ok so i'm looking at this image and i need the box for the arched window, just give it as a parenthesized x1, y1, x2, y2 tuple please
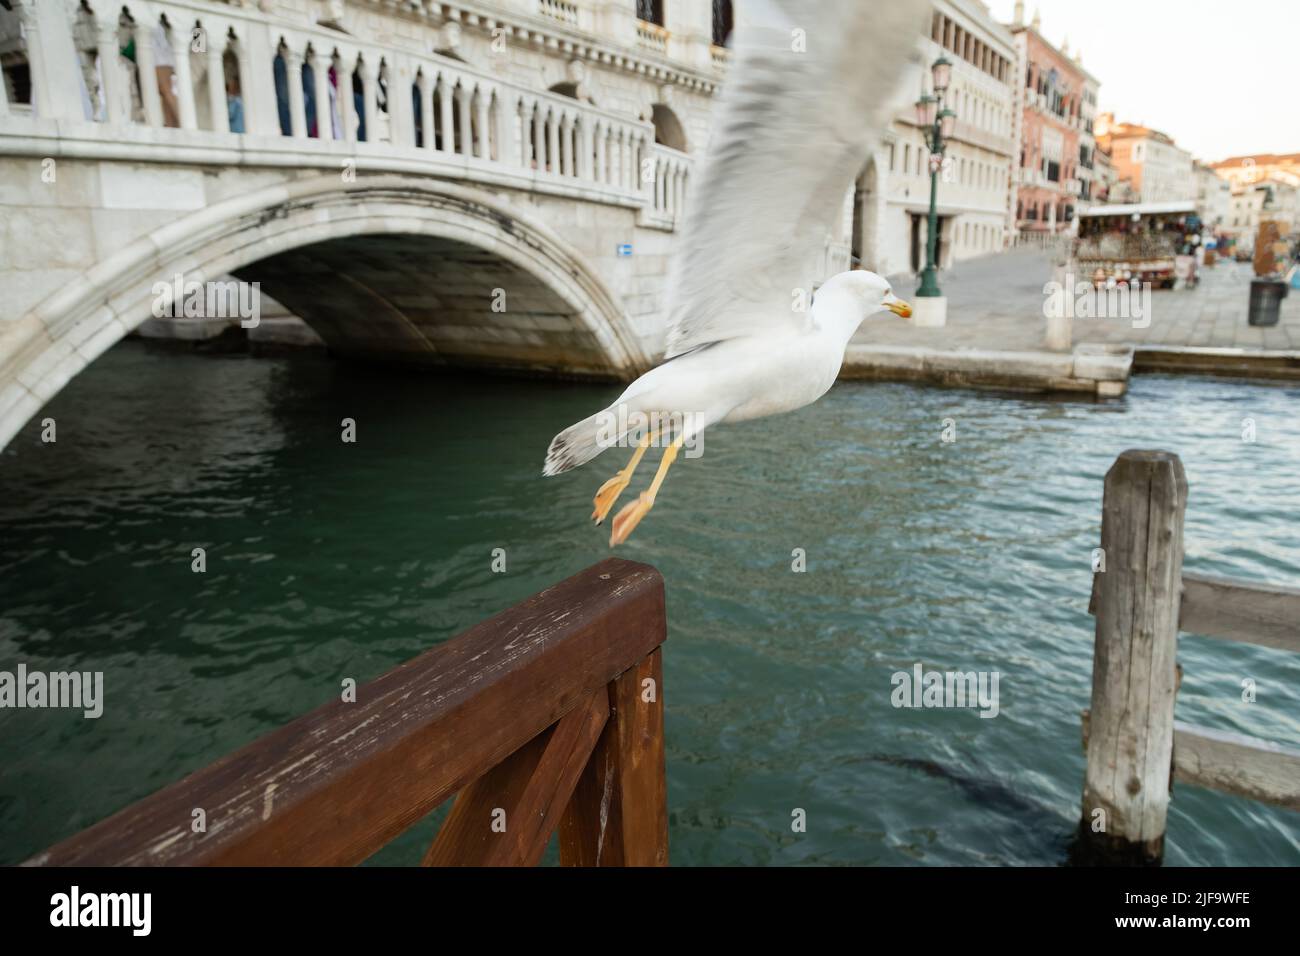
(711, 0, 733, 47)
(651, 102, 687, 152)
(636, 1, 664, 27)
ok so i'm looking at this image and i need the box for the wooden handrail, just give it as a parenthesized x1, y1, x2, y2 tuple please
(27, 558, 668, 867)
(1179, 572, 1300, 653)
(1083, 710, 1300, 812)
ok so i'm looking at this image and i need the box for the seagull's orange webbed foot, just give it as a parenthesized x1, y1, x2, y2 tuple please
(609, 492, 655, 546)
(592, 432, 655, 525)
(591, 473, 629, 524)
(607, 435, 682, 548)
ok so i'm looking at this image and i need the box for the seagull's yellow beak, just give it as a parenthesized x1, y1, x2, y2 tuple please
(886, 297, 912, 318)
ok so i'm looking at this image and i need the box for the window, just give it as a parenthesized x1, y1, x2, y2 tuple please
(1046, 160, 1060, 183)
(637, 0, 664, 26)
(711, 0, 733, 47)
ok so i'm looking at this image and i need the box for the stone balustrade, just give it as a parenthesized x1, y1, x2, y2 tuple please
(0, 0, 691, 228)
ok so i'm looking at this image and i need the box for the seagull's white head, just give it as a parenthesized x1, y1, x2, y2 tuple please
(822, 269, 913, 321)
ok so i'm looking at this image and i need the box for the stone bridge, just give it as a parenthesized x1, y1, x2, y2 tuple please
(0, 0, 716, 450)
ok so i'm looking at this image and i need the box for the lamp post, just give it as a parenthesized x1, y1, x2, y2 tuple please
(914, 56, 956, 300)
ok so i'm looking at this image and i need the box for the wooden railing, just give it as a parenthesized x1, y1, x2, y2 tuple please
(1077, 450, 1300, 865)
(27, 558, 668, 867)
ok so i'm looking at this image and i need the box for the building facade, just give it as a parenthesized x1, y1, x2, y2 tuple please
(1007, 4, 1095, 235)
(850, 0, 1017, 277)
(1095, 113, 1196, 204)
(1193, 160, 1231, 231)
(1211, 153, 1300, 190)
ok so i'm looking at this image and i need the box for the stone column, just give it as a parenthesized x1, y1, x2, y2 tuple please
(310, 49, 331, 139)
(133, 20, 164, 127)
(559, 112, 573, 175)
(169, 26, 198, 129)
(438, 76, 456, 153)
(285, 48, 307, 137)
(531, 99, 545, 168)
(388, 58, 413, 147)
(577, 116, 594, 181)
(96, 18, 129, 125)
(337, 55, 356, 142)
(19, 0, 86, 121)
(474, 85, 491, 160)
(358, 59, 377, 143)
(414, 71, 431, 149)
(205, 32, 228, 133)
(595, 124, 608, 184)
(544, 105, 559, 174)
(495, 90, 517, 166)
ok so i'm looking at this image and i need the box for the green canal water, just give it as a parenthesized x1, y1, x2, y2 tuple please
(1, 341, 1298, 866)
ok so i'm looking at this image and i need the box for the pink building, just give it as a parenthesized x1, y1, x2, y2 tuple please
(1007, 5, 1094, 234)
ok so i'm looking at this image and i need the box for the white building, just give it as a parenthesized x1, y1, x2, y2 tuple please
(850, 0, 1017, 278)
(1193, 161, 1231, 231)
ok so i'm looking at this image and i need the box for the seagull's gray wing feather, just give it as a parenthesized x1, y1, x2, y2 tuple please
(663, 0, 929, 358)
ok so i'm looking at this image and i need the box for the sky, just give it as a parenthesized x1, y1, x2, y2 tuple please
(982, 0, 1298, 162)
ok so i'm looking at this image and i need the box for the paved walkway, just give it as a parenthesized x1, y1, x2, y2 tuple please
(856, 248, 1300, 353)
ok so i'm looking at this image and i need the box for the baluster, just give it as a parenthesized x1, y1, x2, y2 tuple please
(624, 131, 635, 190)
(597, 123, 608, 184)
(359, 58, 378, 143)
(169, 24, 197, 129)
(655, 157, 665, 210)
(559, 112, 573, 176)
(285, 47, 306, 137)
(203, 29, 228, 133)
(473, 84, 490, 159)
(494, 90, 516, 166)
(15, 1, 52, 118)
(544, 106, 559, 174)
(337, 53, 356, 142)
(617, 130, 626, 187)
(639, 135, 652, 197)
(416, 71, 432, 149)
(133, 19, 164, 126)
(96, 16, 128, 125)
(455, 82, 471, 155)
(531, 100, 545, 170)
(578, 116, 593, 181)
(389, 58, 413, 147)
(232, 29, 262, 133)
(310, 47, 331, 139)
(437, 75, 454, 153)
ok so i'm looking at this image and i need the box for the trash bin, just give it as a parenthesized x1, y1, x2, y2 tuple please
(1248, 279, 1288, 327)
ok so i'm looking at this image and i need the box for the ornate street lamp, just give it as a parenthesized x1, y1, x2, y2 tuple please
(914, 56, 957, 300)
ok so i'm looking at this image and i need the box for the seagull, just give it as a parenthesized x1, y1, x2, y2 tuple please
(543, 0, 928, 546)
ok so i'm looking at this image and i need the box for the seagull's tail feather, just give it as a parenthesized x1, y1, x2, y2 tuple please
(543, 408, 613, 477)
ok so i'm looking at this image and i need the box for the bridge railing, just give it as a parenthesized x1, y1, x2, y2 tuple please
(27, 558, 669, 866)
(0, 0, 689, 227)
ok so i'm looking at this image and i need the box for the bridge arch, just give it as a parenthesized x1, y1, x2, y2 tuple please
(0, 173, 651, 450)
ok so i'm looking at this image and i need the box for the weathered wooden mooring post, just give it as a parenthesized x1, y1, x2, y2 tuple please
(1080, 449, 1187, 865)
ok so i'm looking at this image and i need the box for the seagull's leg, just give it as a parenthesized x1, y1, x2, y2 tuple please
(609, 434, 683, 547)
(592, 429, 657, 525)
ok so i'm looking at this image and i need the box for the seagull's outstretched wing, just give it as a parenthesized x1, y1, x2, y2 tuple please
(662, 0, 928, 359)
